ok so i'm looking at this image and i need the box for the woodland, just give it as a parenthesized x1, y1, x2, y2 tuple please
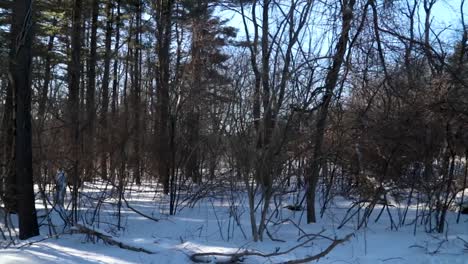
(0, 0, 467, 263)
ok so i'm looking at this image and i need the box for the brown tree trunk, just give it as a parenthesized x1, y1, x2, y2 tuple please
(239, 1, 261, 140)
(38, 31, 55, 123)
(306, 0, 356, 223)
(1, 1, 20, 214)
(69, 0, 83, 224)
(155, 0, 174, 194)
(2, 71, 16, 213)
(256, 0, 272, 242)
(85, 0, 99, 181)
(457, 148, 468, 223)
(99, 0, 113, 181)
(132, 1, 142, 185)
(10, 0, 40, 239)
(186, 11, 202, 184)
(110, 0, 121, 181)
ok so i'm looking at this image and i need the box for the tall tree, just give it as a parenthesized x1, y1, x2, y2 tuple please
(85, 0, 99, 179)
(10, 0, 40, 239)
(99, 0, 113, 181)
(306, 0, 356, 223)
(155, 0, 174, 194)
(183, 0, 206, 184)
(110, 0, 121, 181)
(180, 0, 235, 183)
(132, 0, 142, 185)
(69, 0, 83, 223)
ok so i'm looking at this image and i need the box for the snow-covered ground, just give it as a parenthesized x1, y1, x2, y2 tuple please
(1, 182, 467, 264)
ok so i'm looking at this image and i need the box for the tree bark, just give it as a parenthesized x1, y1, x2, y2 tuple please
(132, 0, 142, 185)
(307, 0, 356, 223)
(10, 0, 40, 239)
(155, 0, 174, 194)
(239, 1, 261, 139)
(37, 30, 55, 123)
(2, 68, 16, 213)
(69, 0, 83, 224)
(99, 0, 113, 181)
(1, 0, 19, 213)
(85, 0, 99, 180)
(110, 0, 121, 181)
(185, 5, 203, 184)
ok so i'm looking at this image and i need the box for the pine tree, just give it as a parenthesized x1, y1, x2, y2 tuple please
(10, 0, 40, 240)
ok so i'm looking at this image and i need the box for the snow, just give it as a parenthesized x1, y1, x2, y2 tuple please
(1, 182, 467, 264)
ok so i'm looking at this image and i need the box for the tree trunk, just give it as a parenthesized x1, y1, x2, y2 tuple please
(69, 0, 83, 224)
(307, 0, 356, 223)
(1, 1, 20, 214)
(132, 1, 142, 185)
(186, 12, 202, 184)
(100, 0, 113, 181)
(110, 0, 121, 181)
(155, 0, 174, 194)
(2, 70, 16, 213)
(10, 0, 40, 239)
(457, 148, 468, 223)
(85, 0, 99, 180)
(37, 31, 56, 123)
(255, 0, 272, 241)
(239, 1, 260, 141)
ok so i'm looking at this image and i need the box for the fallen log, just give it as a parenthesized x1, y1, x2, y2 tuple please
(73, 224, 154, 254)
(190, 233, 353, 264)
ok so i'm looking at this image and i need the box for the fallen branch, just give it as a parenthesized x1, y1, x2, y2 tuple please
(280, 234, 353, 264)
(122, 195, 160, 222)
(190, 233, 353, 263)
(457, 236, 468, 251)
(73, 224, 154, 254)
(266, 227, 286, 243)
(271, 218, 308, 239)
(15, 234, 62, 249)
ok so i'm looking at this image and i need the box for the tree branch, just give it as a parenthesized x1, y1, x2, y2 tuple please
(190, 233, 353, 263)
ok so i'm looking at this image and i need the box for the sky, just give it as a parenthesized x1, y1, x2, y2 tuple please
(219, 0, 467, 42)
(426, 0, 466, 39)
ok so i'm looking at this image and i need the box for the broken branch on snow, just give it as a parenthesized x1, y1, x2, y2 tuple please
(190, 233, 353, 263)
(73, 224, 155, 254)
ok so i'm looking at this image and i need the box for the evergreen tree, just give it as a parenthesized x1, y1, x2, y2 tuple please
(10, 0, 40, 240)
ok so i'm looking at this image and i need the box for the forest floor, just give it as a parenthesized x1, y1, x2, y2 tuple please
(1, 181, 467, 264)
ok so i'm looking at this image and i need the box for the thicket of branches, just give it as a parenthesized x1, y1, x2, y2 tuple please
(0, 0, 467, 243)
